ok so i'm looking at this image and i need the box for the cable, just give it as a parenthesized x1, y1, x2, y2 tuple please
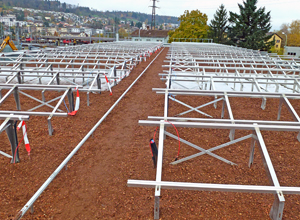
(165, 120, 181, 161)
(13, 125, 27, 164)
(153, 126, 158, 141)
(152, 121, 181, 161)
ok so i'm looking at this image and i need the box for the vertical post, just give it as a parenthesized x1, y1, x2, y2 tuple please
(67, 88, 74, 112)
(47, 118, 53, 136)
(97, 73, 101, 93)
(277, 97, 283, 120)
(13, 87, 21, 110)
(87, 93, 90, 107)
(221, 99, 226, 119)
(270, 195, 284, 220)
(123, 61, 127, 78)
(154, 196, 160, 219)
(20, 62, 24, 83)
(6, 120, 20, 163)
(82, 65, 85, 83)
(17, 72, 22, 84)
(56, 73, 60, 85)
(248, 132, 256, 167)
(114, 66, 117, 86)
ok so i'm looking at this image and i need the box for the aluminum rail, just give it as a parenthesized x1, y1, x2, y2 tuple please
(127, 180, 300, 194)
(0, 69, 123, 76)
(161, 78, 297, 85)
(0, 84, 101, 92)
(147, 116, 300, 126)
(153, 88, 300, 99)
(0, 61, 133, 68)
(0, 115, 29, 121)
(164, 60, 300, 69)
(15, 47, 165, 219)
(164, 57, 300, 63)
(0, 84, 83, 89)
(138, 120, 300, 132)
(0, 111, 67, 117)
(162, 65, 300, 73)
(158, 74, 300, 81)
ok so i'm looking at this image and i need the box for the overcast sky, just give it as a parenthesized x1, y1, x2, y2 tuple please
(62, 0, 299, 30)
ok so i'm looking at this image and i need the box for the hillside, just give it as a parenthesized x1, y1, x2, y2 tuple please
(0, 0, 179, 25)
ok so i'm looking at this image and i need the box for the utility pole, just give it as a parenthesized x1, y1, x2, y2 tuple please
(150, 0, 158, 30)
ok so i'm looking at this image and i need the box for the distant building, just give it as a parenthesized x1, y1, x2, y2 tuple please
(95, 29, 104, 34)
(266, 32, 282, 52)
(284, 46, 300, 57)
(131, 29, 169, 43)
(69, 27, 81, 34)
(83, 28, 93, 36)
(0, 15, 16, 27)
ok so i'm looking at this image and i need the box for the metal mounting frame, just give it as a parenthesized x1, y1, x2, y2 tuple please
(0, 42, 163, 106)
(128, 42, 300, 220)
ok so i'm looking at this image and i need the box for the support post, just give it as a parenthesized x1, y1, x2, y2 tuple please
(154, 196, 160, 219)
(248, 133, 256, 167)
(17, 72, 22, 84)
(67, 89, 74, 112)
(97, 74, 101, 93)
(56, 73, 60, 85)
(114, 66, 117, 86)
(20, 63, 24, 83)
(270, 195, 284, 220)
(13, 87, 21, 110)
(123, 61, 127, 78)
(5, 120, 20, 163)
(47, 119, 53, 136)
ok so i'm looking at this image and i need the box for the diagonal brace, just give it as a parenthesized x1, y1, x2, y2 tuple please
(169, 96, 212, 118)
(170, 132, 253, 165)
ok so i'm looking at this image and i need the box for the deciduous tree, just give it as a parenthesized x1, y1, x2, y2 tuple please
(168, 10, 209, 42)
(287, 20, 300, 46)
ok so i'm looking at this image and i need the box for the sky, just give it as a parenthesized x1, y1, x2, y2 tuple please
(62, 0, 300, 31)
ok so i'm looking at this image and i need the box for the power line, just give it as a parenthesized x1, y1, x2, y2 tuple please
(149, 0, 159, 30)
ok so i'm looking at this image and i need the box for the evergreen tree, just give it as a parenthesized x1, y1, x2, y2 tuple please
(228, 0, 273, 51)
(209, 4, 228, 44)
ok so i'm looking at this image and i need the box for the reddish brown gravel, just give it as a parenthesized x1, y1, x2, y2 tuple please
(1, 47, 300, 219)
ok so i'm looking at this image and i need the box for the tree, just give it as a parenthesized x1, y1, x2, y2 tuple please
(280, 23, 289, 34)
(43, 21, 49, 27)
(136, 21, 142, 28)
(168, 10, 209, 42)
(209, 4, 228, 44)
(16, 10, 25, 21)
(287, 20, 300, 46)
(118, 28, 128, 38)
(228, 0, 273, 51)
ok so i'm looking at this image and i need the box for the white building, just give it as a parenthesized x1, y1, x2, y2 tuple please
(284, 46, 300, 57)
(0, 15, 16, 27)
(95, 29, 104, 34)
(69, 27, 81, 33)
(83, 28, 93, 36)
(131, 30, 169, 43)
